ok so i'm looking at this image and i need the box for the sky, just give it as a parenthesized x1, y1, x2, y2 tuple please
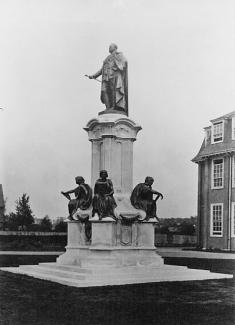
(1, 0, 235, 220)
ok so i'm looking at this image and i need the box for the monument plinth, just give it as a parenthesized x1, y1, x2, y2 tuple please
(84, 113, 141, 192)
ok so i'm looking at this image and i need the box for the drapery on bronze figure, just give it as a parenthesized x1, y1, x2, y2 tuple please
(130, 177, 163, 221)
(88, 43, 128, 115)
(92, 170, 117, 220)
(61, 176, 92, 220)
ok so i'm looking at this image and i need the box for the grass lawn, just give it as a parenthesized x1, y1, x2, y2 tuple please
(0, 271, 234, 325)
(0, 254, 60, 267)
(0, 255, 234, 325)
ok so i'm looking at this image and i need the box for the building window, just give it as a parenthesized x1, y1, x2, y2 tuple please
(231, 203, 235, 238)
(212, 158, 224, 189)
(212, 121, 223, 143)
(210, 204, 223, 237)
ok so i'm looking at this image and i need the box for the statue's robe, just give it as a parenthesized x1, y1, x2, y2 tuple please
(92, 179, 117, 219)
(130, 183, 157, 220)
(93, 52, 128, 114)
(68, 183, 92, 216)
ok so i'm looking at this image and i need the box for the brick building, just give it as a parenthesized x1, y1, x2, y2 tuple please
(192, 111, 235, 251)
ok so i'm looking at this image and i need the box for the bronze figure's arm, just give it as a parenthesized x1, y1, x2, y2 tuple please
(89, 68, 102, 79)
(106, 180, 114, 196)
(152, 189, 164, 201)
(61, 188, 77, 200)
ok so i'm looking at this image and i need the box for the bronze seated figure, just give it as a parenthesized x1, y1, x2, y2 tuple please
(61, 176, 92, 221)
(130, 176, 163, 221)
(92, 170, 117, 220)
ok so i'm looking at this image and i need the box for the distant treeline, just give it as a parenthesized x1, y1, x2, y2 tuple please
(0, 193, 67, 232)
(156, 216, 197, 235)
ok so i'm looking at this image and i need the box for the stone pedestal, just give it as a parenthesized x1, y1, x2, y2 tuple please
(92, 220, 116, 247)
(57, 221, 90, 266)
(84, 113, 144, 219)
(67, 221, 89, 247)
(84, 113, 141, 193)
(57, 219, 163, 268)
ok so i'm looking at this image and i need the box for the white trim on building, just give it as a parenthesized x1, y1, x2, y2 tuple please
(210, 203, 223, 237)
(232, 156, 235, 188)
(231, 202, 235, 238)
(211, 120, 224, 144)
(211, 158, 224, 189)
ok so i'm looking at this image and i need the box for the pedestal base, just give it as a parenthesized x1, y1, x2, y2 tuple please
(2, 259, 232, 288)
(1, 220, 233, 286)
(57, 219, 161, 267)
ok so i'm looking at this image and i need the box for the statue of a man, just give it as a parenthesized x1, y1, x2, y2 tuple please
(88, 43, 128, 115)
(92, 170, 117, 220)
(130, 177, 163, 221)
(61, 176, 92, 221)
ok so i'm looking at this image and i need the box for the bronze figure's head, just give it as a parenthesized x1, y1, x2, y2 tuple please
(145, 176, 154, 186)
(75, 176, 85, 184)
(100, 170, 108, 179)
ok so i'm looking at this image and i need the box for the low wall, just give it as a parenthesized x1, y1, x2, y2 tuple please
(0, 231, 66, 236)
(0, 231, 196, 249)
(0, 231, 67, 251)
(155, 234, 197, 246)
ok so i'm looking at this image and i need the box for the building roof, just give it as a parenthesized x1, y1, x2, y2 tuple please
(192, 141, 235, 162)
(192, 111, 235, 163)
(0, 184, 4, 208)
(210, 110, 235, 123)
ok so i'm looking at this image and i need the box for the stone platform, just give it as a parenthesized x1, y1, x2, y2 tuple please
(1, 262, 232, 287)
(0, 220, 233, 287)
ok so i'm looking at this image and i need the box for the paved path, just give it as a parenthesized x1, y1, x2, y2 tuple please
(0, 248, 235, 260)
(157, 247, 235, 260)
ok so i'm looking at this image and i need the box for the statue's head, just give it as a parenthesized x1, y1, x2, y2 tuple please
(100, 170, 108, 179)
(145, 176, 154, 186)
(75, 176, 85, 184)
(109, 43, 118, 54)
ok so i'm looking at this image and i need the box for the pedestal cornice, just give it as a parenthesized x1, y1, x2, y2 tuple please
(84, 113, 142, 141)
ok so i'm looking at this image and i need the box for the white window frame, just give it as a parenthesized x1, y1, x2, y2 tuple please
(211, 120, 224, 144)
(232, 156, 235, 188)
(210, 203, 223, 237)
(231, 202, 235, 238)
(211, 158, 224, 189)
(204, 128, 211, 146)
(232, 117, 235, 140)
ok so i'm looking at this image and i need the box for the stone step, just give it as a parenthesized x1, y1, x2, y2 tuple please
(83, 257, 119, 266)
(35, 263, 232, 282)
(1, 265, 232, 288)
(19, 265, 86, 280)
(1, 267, 89, 287)
(38, 263, 92, 274)
(35, 263, 233, 281)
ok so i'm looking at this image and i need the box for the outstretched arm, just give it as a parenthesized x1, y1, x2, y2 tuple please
(152, 189, 164, 200)
(61, 188, 76, 195)
(89, 68, 102, 79)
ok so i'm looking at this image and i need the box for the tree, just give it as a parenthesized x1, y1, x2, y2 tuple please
(4, 212, 18, 230)
(39, 215, 52, 232)
(14, 194, 34, 230)
(0, 198, 7, 230)
(54, 221, 67, 232)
